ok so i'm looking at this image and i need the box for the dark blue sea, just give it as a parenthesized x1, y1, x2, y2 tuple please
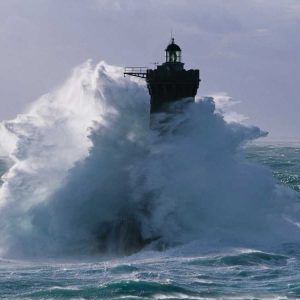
(1, 144, 300, 299)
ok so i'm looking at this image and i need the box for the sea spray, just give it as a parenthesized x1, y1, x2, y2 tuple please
(0, 61, 150, 256)
(139, 100, 299, 249)
(0, 61, 299, 257)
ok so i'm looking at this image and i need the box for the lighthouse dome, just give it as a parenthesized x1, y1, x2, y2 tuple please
(165, 38, 181, 52)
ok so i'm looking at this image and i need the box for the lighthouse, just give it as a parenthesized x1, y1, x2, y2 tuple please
(124, 38, 200, 112)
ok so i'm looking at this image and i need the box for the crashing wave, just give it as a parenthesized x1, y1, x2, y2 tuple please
(0, 61, 299, 257)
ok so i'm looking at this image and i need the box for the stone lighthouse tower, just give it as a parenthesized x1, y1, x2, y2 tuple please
(124, 38, 200, 113)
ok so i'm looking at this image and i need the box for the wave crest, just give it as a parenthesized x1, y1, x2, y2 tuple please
(0, 61, 298, 257)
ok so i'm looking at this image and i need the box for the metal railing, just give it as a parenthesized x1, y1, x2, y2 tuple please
(124, 67, 148, 79)
(124, 67, 148, 74)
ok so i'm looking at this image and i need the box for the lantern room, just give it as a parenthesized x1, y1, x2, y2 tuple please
(165, 38, 181, 63)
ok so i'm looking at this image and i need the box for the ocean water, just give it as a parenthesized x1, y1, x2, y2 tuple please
(246, 144, 300, 195)
(1, 61, 300, 299)
(0, 145, 300, 299)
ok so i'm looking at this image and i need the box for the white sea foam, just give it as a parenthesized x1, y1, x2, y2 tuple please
(0, 61, 299, 257)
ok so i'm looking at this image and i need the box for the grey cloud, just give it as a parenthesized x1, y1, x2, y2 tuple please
(0, 0, 299, 140)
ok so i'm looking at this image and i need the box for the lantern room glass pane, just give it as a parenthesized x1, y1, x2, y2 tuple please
(166, 50, 182, 63)
(170, 52, 176, 62)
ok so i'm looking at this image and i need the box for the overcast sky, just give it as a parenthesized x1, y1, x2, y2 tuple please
(0, 0, 299, 141)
